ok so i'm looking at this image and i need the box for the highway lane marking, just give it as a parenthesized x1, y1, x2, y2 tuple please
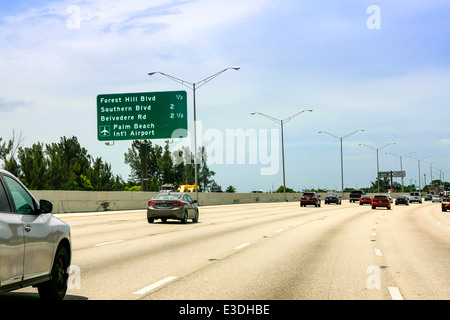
(95, 240, 124, 247)
(374, 248, 383, 256)
(88, 224, 109, 228)
(133, 276, 177, 295)
(388, 287, 404, 300)
(275, 228, 284, 233)
(234, 243, 250, 250)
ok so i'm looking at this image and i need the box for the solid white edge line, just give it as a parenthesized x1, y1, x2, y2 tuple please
(388, 287, 404, 300)
(133, 276, 177, 295)
(234, 243, 250, 250)
(95, 240, 124, 247)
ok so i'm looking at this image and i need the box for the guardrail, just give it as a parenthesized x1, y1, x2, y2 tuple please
(30, 190, 405, 214)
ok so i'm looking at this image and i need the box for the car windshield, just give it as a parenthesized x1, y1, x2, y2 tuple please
(374, 195, 387, 199)
(153, 193, 182, 200)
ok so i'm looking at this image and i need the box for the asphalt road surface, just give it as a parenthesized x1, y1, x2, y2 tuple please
(5, 200, 450, 300)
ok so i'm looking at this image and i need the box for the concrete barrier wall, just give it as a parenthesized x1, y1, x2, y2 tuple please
(30, 190, 405, 214)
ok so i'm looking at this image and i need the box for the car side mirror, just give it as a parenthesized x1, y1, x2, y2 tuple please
(193, 200, 198, 204)
(40, 199, 53, 214)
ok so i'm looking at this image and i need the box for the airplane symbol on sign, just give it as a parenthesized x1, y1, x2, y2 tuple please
(100, 126, 110, 136)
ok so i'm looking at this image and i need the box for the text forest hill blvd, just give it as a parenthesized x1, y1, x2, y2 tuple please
(97, 91, 188, 141)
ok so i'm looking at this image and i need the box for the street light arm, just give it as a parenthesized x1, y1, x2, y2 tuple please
(318, 131, 340, 140)
(148, 71, 193, 89)
(343, 129, 364, 140)
(195, 67, 240, 89)
(403, 151, 416, 157)
(379, 142, 396, 150)
(406, 154, 432, 161)
(148, 67, 240, 90)
(283, 109, 313, 123)
(250, 112, 281, 124)
(359, 141, 394, 151)
(385, 151, 399, 158)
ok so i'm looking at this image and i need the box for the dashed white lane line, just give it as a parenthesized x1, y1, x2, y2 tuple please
(95, 240, 124, 247)
(374, 248, 383, 256)
(133, 276, 177, 295)
(275, 228, 284, 233)
(388, 286, 404, 300)
(234, 243, 250, 250)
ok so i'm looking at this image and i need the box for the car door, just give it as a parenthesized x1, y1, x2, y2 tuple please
(0, 176, 25, 287)
(2, 174, 54, 282)
(183, 194, 195, 218)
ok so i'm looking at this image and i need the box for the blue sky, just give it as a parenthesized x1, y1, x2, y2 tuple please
(1, 0, 450, 192)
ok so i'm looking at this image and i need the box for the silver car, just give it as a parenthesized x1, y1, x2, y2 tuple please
(0, 169, 71, 300)
(432, 195, 442, 203)
(147, 192, 199, 224)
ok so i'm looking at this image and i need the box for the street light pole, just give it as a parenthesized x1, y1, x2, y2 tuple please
(251, 109, 313, 201)
(148, 67, 240, 202)
(318, 129, 364, 198)
(358, 142, 396, 192)
(407, 154, 432, 192)
(385, 151, 416, 193)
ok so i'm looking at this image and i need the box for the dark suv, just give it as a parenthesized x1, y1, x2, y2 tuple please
(300, 192, 321, 207)
(349, 190, 365, 203)
(0, 169, 71, 299)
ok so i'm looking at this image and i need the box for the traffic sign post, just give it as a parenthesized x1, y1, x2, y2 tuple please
(97, 91, 188, 141)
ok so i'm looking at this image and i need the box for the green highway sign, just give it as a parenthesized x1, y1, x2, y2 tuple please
(97, 91, 188, 141)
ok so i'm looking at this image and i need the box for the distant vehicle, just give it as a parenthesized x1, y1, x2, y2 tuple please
(0, 169, 71, 300)
(432, 195, 441, 203)
(387, 195, 393, 203)
(300, 192, 321, 207)
(409, 192, 422, 204)
(372, 195, 391, 210)
(395, 195, 409, 205)
(442, 198, 450, 212)
(210, 185, 223, 192)
(160, 184, 177, 192)
(324, 193, 341, 205)
(349, 190, 365, 203)
(178, 184, 199, 193)
(359, 195, 372, 205)
(425, 194, 432, 201)
(147, 192, 199, 224)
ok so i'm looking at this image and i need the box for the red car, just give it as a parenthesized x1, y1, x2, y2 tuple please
(372, 195, 391, 210)
(300, 192, 321, 207)
(359, 195, 372, 205)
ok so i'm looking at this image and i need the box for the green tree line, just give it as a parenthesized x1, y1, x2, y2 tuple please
(0, 134, 216, 191)
(123, 140, 216, 191)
